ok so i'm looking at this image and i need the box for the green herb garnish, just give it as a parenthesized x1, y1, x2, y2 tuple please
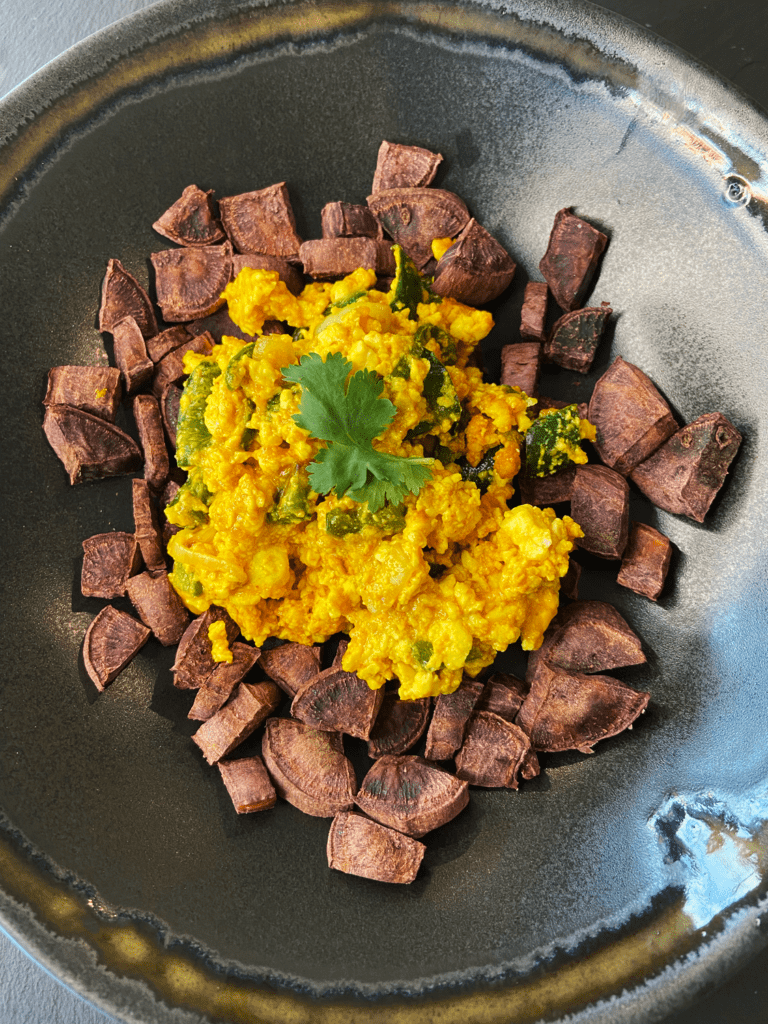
(282, 351, 433, 513)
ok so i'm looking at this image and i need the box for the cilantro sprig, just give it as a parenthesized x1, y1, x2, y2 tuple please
(282, 352, 433, 512)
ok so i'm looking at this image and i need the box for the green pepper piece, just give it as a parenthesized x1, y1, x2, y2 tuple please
(267, 466, 313, 525)
(414, 323, 458, 365)
(389, 244, 425, 320)
(175, 361, 221, 469)
(458, 445, 501, 493)
(525, 404, 589, 477)
(411, 639, 433, 668)
(166, 467, 213, 527)
(367, 502, 406, 534)
(170, 561, 203, 598)
(224, 342, 255, 390)
(325, 508, 363, 537)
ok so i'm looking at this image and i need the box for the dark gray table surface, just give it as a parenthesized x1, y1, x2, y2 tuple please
(1, 1, 767, 1022)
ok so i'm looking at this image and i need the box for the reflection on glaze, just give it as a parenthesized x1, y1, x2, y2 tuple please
(651, 791, 768, 929)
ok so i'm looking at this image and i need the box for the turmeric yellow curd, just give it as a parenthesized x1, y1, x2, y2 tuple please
(166, 260, 583, 699)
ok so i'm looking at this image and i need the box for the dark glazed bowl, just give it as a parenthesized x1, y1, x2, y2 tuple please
(1, 2, 767, 1022)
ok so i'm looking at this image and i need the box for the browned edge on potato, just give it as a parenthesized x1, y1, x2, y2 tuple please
(133, 393, 170, 492)
(99, 258, 158, 338)
(371, 140, 443, 192)
(321, 201, 381, 240)
(132, 478, 166, 573)
(520, 281, 548, 342)
(527, 600, 645, 679)
(112, 316, 154, 394)
(218, 183, 302, 259)
(501, 342, 541, 399)
(172, 607, 239, 689)
(124, 570, 190, 646)
(259, 641, 321, 698)
(291, 667, 385, 740)
(545, 302, 612, 373)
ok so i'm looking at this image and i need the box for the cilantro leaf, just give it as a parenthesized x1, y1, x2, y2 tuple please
(282, 351, 433, 512)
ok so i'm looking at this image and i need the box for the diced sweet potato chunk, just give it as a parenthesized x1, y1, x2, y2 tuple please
(371, 141, 443, 192)
(218, 183, 302, 258)
(151, 244, 232, 322)
(218, 756, 276, 813)
(193, 681, 280, 764)
(539, 207, 608, 311)
(520, 281, 548, 342)
(424, 677, 485, 761)
(455, 711, 531, 789)
(367, 187, 469, 270)
(299, 237, 383, 280)
(83, 606, 150, 691)
(545, 303, 612, 373)
(516, 660, 650, 754)
(172, 607, 239, 689)
(145, 325, 191, 364)
(132, 478, 165, 573)
(42, 405, 142, 485)
(617, 522, 673, 600)
(501, 342, 541, 398)
(124, 571, 190, 646)
(354, 754, 469, 838)
(321, 201, 381, 239)
(518, 463, 575, 506)
(188, 642, 261, 721)
(261, 718, 356, 817)
(44, 366, 122, 423)
(112, 316, 153, 394)
(571, 464, 629, 559)
(152, 332, 214, 398)
(475, 673, 528, 721)
(367, 693, 431, 758)
(527, 600, 645, 679)
(630, 413, 742, 522)
(81, 532, 140, 599)
(431, 218, 516, 305)
(328, 812, 426, 884)
(132, 394, 170, 492)
(152, 185, 225, 247)
(99, 258, 158, 338)
(291, 667, 384, 740)
(588, 357, 679, 474)
(259, 642, 321, 698)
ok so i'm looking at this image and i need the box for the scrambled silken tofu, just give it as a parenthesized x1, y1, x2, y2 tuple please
(166, 260, 584, 699)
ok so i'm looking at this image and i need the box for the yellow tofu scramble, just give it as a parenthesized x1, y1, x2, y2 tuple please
(165, 256, 584, 699)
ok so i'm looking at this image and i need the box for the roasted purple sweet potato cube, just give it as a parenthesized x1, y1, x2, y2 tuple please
(328, 811, 426, 884)
(218, 183, 302, 258)
(145, 325, 191, 364)
(424, 677, 485, 761)
(588, 357, 679, 474)
(526, 600, 645, 680)
(367, 187, 470, 270)
(354, 755, 469, 838)
(431, 218, 516, 305)
(455, 711, 531, 789)
(151, 244, 232, 322)
(44, 366, 122, 423)
(475, 673, 528, 721)
(131, 479, 166, 573)
(520, 281, 548, 342)
(299, 237, 381, 280)
(262, 718, 357, 817)
(193, 681, 281, 764)
(172, 607, 240, 690)
(291, 667, 384, 741)
(617, 522, 673, 600)
(371, 140, 443, 192)
(132, 394, 170, 492)
(367, 693, 431, 758)
(218, 756, 276, 814)
(321, 201, 381, 239)
(83, 606, 150, 691)
(518, 463, 575, 507)
(152, 332, 214, 399)
(516, 660, 649, 754)
(571, 464, 629, 559)
(160, 381, 182, 449)
(259, 642, 321, 698)
(99, 258, 158, 339)
(152, 185, 225, 247)
(43, 405, 142, 485)
(501, 342, 541, 399)
(81, 531, 141, 599)
(630, 413, 742, 522)
(545, 303, 612, 373)
(560, 556, 581, 600)
(539, 207, 608, 312)
(124, 571, 190, 646)
(112, 316, 153, 394)
(188, 642, 261, 720)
